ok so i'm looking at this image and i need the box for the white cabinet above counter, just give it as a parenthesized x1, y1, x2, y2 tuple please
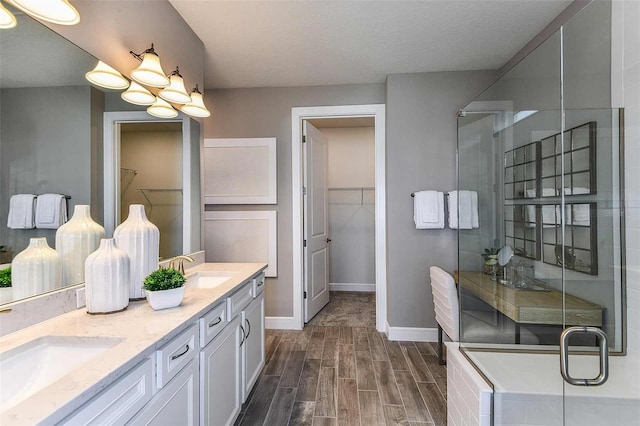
(0, 262, 267, 425)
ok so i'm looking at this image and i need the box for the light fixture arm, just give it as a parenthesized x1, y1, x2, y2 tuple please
(130, 43, 157, 62)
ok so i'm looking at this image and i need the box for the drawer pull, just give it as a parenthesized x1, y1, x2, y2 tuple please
(239, 325, 245, 347)
(257, 280, 264, 287)
(245, 318, 251, 338)
(208, 317, 222, 328)
(170, 344, 190, 361)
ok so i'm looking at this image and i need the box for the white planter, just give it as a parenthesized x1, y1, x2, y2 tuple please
(85, 238, 130, 314)
(0, 287, 13, 304)
(146, 286, 185, 311)
(11, 237, 62, 300)
(56, 205, 105, 286)
(114, 204, 160, 300)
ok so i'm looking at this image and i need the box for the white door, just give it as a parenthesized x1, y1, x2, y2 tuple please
(241, 293, 265, 402)
(303, 121, 330, 322)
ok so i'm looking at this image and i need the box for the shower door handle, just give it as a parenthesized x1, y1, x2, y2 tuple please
(560, 326, 608, 386)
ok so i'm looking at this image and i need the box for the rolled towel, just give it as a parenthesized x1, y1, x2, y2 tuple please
(7, 194, 36, 229)
(35, 194, 67, 229)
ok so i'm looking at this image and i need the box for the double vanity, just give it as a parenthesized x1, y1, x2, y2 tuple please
(0, 262, 267, 425)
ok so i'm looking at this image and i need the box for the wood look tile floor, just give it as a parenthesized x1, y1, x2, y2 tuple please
(236, 326, 447, 426)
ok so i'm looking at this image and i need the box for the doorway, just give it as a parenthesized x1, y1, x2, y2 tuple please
(119, 122, 183, 259)
(291, 104, 386, 332)
(304, 118, 376, 326)
(103, 111, 201, 259)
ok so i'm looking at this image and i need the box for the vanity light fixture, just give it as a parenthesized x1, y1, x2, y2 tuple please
(180, 85, 211, 118)
(0, 2, 17, 28)
(121, 81, 156, 106)
(85, 61, 129, 90)
(7, 0, 79, 25)
(147, 97, 178, 119)
(130, 44, 170, 88)
(158, 67, 191, 104)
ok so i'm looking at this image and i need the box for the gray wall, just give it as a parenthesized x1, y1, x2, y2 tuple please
(203, 84, 385, 317)
(385, 71, 496, 328)
(0, 86, 103, 260)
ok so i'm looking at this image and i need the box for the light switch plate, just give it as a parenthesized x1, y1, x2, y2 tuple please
(76, 288, 86, 309)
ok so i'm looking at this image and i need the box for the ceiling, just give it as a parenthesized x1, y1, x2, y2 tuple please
(169, 0, 572, 90)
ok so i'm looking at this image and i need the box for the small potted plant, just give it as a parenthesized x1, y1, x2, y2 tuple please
(481, 247, 500, 278)
(0, 266, 12, 304)
(143, 267, 186, 310)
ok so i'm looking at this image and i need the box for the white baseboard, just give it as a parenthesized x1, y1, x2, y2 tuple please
(385, 322, 438, 342)
(329, 283, 376, 292)
(265, 316, 301, 330)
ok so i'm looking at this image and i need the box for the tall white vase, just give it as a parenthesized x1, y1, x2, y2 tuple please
(85, 238, 130, 314)
(11, 237, 62, 299)
(114, 204, 160, 300)
(56, 205, 105, 286)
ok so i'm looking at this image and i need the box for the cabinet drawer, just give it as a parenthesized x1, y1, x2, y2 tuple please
(59, 358, 153, 426)
(227, 281, 253, 320)
(252, 272, 266, 298)
(157, 324, 199, 388)
(200, 301, 227, 347)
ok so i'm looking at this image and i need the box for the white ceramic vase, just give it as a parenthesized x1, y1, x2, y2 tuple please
(11, 237, 62, 299)
(114, 204, 160, 300)
(56, 205, 105, 286)
(146, 286, 185, 310)
(84, 238, 130, 314)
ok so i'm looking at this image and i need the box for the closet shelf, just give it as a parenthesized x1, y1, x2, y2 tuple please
(137, 189, 183, 208)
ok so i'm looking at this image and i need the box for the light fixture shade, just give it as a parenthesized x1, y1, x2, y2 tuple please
(180, 87, 211, 118)
(7, 0, 80, 25)
(0, 3, 17, 29)
(131, 50, 169, 88)
(147, 97, 178, 119)
(85, 61, 129, 90)
(121, 82, 156, 106)
(158, 69, 191, 104)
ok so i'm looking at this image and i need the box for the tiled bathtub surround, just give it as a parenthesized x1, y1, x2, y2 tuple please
(446, 343, 492, 426)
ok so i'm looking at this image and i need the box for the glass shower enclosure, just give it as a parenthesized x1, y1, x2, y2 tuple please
(456, 2, 638, 424)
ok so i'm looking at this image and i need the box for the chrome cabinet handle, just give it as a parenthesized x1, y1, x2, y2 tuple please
(208, 317, 222, 328)
(245, 318, 251, 338)
(560, 326, 608, 386)
(171, 344, 190, 361)
(239, 325, 245, 347)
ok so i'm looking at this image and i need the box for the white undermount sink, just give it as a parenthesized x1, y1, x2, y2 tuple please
(185, 271, 238, 289)
(0, 336, 121, 411)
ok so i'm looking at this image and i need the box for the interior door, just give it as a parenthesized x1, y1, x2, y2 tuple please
(303, 121, 330, 322)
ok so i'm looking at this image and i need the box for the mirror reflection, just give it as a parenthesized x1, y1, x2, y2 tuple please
(0, 11, 193, 306)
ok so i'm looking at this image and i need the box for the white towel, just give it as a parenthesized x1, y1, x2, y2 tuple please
(7, 194, 36, 229)
(35, 194, 67, 229)
(448, 190, 479, 229)
(414, 191, 444, 229)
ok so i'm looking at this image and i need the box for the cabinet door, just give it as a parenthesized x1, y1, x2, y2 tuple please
(201, 316, 242, 426)
(127, 359, 199, 426)
(242, 292, 265, 402)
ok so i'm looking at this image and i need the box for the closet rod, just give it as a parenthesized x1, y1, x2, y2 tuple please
(328, 187, 375, 191)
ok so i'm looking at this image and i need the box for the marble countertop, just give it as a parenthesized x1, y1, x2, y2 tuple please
(0, 262, 267, 425)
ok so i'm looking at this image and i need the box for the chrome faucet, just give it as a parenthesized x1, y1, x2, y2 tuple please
(169, 255, 195, 275)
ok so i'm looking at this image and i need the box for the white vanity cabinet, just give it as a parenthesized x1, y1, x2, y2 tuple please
(241, 291, 265, 402)
(127, 359, 199, 426)
(58, 359, 154, 426)
(200, 273, 266, 425)
(200, 316, 242, 426)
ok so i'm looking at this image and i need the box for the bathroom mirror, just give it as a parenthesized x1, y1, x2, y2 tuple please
(0, 10, 200, 307)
